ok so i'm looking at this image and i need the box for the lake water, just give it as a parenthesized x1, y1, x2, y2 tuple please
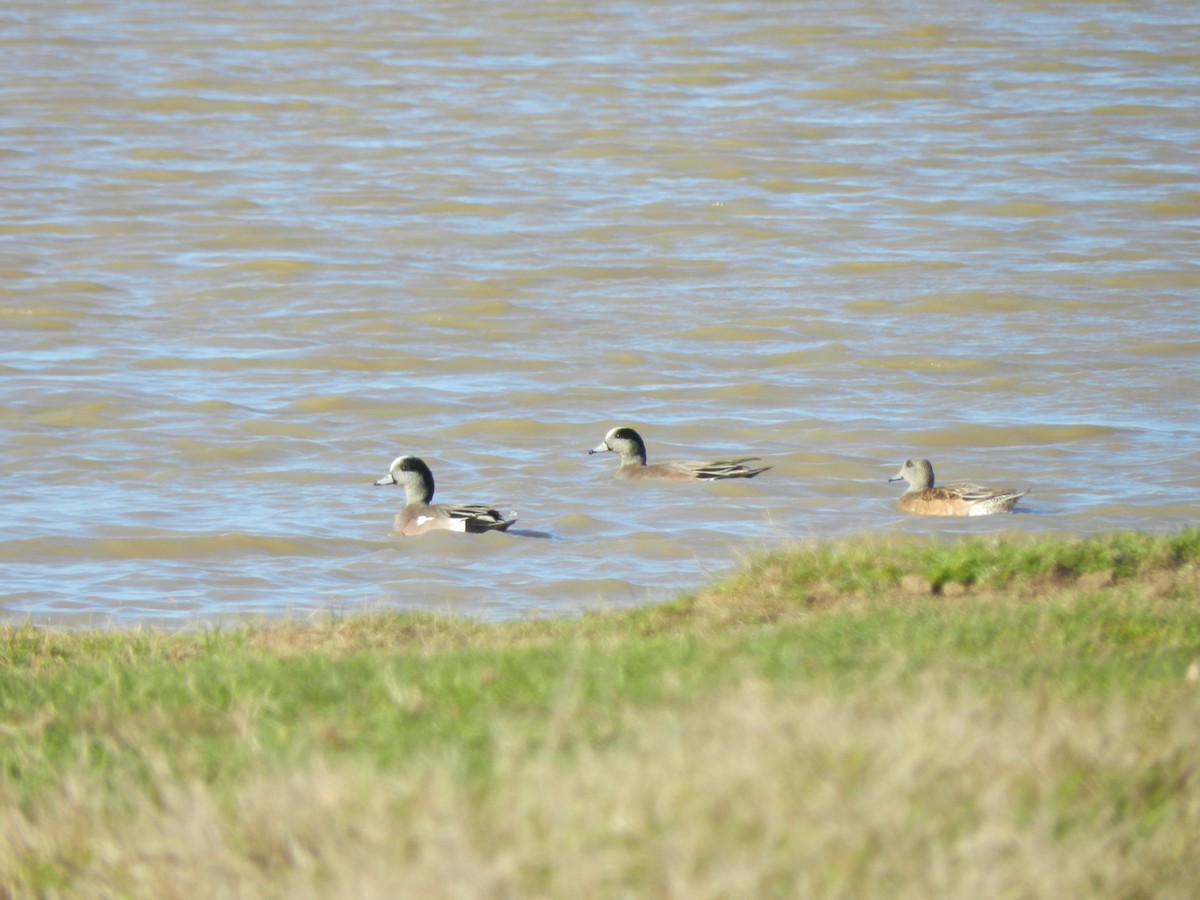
(2, 0, 1198, 626)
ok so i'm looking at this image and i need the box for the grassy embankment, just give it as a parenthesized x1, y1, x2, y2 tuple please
(2, 530, 1199, 898)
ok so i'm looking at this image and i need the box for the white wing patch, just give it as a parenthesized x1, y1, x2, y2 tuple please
(416, 515, 434, 526)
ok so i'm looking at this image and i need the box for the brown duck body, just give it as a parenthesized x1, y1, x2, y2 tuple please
(613, 457, 771, 481)
(391, 501, 517, 536)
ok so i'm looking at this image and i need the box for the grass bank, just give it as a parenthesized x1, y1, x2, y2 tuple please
(2, 530, 1199, 898)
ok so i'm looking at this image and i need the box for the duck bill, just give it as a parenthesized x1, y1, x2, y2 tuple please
(373, 475, 396, 486)
(589, 442, 610, 455)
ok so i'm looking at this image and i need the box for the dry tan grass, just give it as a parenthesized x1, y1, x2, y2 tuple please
(3, 673, 1196, 899)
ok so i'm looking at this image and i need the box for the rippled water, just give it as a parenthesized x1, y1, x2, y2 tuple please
(2, 1, 1198, 626)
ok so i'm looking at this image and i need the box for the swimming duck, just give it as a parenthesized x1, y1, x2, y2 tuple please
(889, 457, 1027, 516)
(589, 426, 771, 481)
(374, 455, 517, 535)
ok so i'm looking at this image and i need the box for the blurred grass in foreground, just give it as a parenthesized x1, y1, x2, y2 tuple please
(2, 530, 1198, 898)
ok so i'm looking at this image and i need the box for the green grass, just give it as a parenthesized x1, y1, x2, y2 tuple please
(713, 527, 1200, 596)
(2, 529, 1199, 897)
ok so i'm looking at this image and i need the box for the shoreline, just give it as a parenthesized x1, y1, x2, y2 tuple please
(3, 527, 1198, 897)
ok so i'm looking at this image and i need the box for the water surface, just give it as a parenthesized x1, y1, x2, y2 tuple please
(2, 1, 1198, 625)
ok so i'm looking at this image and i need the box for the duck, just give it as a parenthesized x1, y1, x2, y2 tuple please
(373, 455, 517, 535)
(889, 457, 1027, 516)
(589, 426, 771, 481)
